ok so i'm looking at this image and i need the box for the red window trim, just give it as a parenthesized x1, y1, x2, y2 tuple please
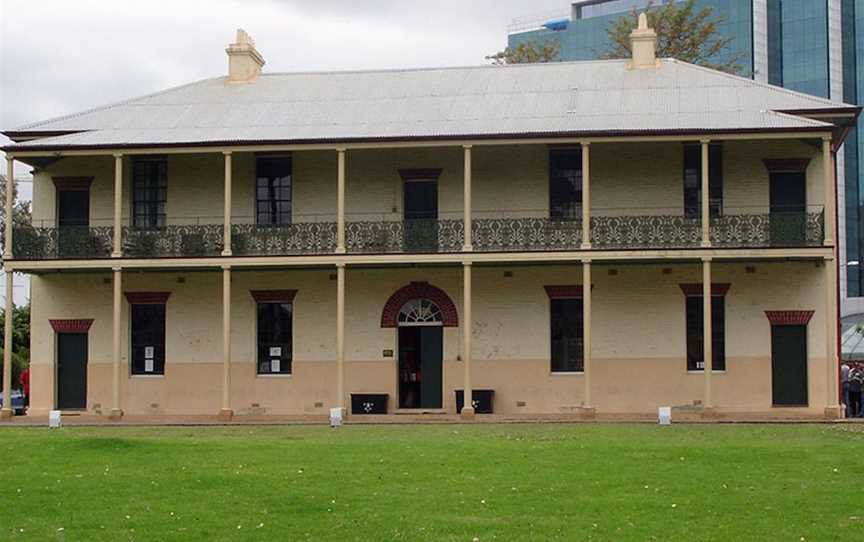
(398, 168, 442, 180)
(124, 292, 171, 304)
(762, 158, 811, 173)
(765, 310, 815, 326)
(678, 283, 731, 297)
(544, 285, 584, 299)
(49, 319, 94, 333)
(250, 290, 298, 303)
(52, 176, 94, 191)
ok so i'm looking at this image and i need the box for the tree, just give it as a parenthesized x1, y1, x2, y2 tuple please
(0, 174, 32, 265)
(486, 39, 560, 65)
(0, 301, 30, 391)
(601, 0, 745, 75)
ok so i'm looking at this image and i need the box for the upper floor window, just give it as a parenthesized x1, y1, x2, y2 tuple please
(256, 156, 292, 225)
(683, 144, 723, 219)
(132, 159, 167, 228)
(550, 297, 584, 373)
(130, 302, 167, 375)
(549, 148, 582, 220)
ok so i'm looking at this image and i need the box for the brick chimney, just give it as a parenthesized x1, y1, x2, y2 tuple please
(628, 13, 659, 70)
(226, 29, 265, 83)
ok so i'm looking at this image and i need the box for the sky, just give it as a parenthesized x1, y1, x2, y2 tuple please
(0, 0, 569, 302)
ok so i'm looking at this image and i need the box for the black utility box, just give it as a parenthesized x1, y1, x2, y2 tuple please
(351, 393, 388, 415)
(455, 389, 494, 414)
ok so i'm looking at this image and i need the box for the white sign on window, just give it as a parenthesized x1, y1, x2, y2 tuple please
(269, 347, 282, 357)
(145, 358, 154, 373)
(271, 359, 281, 373)
(145, 346, 155, 360)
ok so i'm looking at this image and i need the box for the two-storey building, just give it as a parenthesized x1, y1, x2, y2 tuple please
(1, 22, 857, 421)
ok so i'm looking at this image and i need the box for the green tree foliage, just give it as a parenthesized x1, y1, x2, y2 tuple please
(0, 174, 33, 266)
(0, 302, 30, 391)
(486, 39, 561, 65)
(602, 0, 745, 74)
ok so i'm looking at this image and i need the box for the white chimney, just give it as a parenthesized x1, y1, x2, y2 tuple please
(628, 13, 659, 70)
(226, 29, 265, 83)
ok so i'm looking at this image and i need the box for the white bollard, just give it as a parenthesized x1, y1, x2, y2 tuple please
(48, 410, 62, 428)
(658, 406, 672, 425)
(329, 407, 343, 428)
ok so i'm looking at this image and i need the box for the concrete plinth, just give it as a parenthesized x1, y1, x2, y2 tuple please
(0, 408, 13, 420)
(701, 406, 721, 419)
(108, 408, 124, 421)
(460, 406, 475, 420)
(824, 405, 843, 420)
(218, 408, 234, 422)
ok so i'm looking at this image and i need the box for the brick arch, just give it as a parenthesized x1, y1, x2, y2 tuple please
(381, 282, 459, 328)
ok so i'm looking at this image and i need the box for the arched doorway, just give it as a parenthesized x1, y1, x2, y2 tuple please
(381, 282, 458, 409)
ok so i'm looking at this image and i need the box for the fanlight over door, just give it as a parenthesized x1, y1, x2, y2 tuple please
(397, 298, 444, 326)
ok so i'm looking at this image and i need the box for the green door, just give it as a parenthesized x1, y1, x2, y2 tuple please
(771, 325, 808, 406)
(419, 327, 443, 408)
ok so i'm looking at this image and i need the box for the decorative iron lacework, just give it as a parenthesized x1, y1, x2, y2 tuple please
(12, 226, 113, 260)
(232, 222, 336, 256)
(473, 218, 581, 252)
(710, 211, 824, 248)
(397, 298, 443, 324)
(122, 225, 224, 258)
(590, 215, 701, 249)
(346, 219, 463, 253)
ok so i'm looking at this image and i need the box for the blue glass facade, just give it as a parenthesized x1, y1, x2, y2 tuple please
(776, 0, 830, 97)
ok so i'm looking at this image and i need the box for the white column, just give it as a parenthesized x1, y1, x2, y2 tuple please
(702, 258, 713, 412)
(336, 264, 345, 411)
(3, 155, 13, 260)
(461, 262, 474, 419)
(1, 271, 13, 419)
(463, 145, 473, 252)
(825, 256, 840, 416)
(336, 149, 346, 254)
(112, 154, 123, 258)
(582, 260, 592, 408)
(581, 143, 591, 249)
(823, 137, 835, 246)
(221, 152, 233, 257)
(700, 140, 711, 248)
(219, 266, 233, 420)
(110, 267, 123, 419)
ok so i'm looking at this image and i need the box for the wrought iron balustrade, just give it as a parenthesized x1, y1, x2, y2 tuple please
(231, 222, 337, 256)
(122, 224, 224, 258)
(590, 215, 702, 249)
(711, 210, 824, 248)
(473, 217, 582, 252)
(12, 225, 114, 260)
(346, 219, 463, 253)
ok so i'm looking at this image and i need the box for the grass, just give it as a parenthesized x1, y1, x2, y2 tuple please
(1, 423, 863, 541)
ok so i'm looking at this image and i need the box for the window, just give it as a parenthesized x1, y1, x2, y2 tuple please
(549, 148, 582, 220)
(256, 156, 292, 225)
(131, 304, 166, 375)
(683, 144, 723, 219)
(550, 298, 583, 372)
(132, 159, 167, 228)
(685, 296, 726, 372)
(257, 302, 293, 374)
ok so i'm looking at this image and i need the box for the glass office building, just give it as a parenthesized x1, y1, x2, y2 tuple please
(509, 0, 864, 314)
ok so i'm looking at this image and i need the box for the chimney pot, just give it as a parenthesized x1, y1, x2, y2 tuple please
(628, 12, 659, 70)
(226, 28, 265, 83)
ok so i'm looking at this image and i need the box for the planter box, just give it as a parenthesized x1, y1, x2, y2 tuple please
(351, 393, 388, 415)
(455, 389, 494, 414)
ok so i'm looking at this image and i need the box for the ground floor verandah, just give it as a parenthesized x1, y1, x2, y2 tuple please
(17, 259, 842, 420)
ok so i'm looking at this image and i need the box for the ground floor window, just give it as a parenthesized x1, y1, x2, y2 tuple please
(257, 302, 292, 375)
(550, 298, 584, 373)
(685, 295, 726, 371)
(130, 304, 166, 375)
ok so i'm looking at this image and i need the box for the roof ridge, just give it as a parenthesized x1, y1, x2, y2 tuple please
(10, 76, 224, 132)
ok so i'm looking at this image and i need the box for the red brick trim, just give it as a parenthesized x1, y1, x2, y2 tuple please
(679, 283, 731, 297)
(544, 285, 583, 299)
(52, 176, 94, 191)
(250, 290, 297, 303)
(398, 168, 442, 180)
(762, 158, 811, 173)
(765, 310, 815, 326)
(124, 292, 171, 304)
(381, 281, 458, 327)
(49, 319, 94, 333)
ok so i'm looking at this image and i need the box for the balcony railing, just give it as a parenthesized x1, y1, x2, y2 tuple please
(10, 207, 827, 261)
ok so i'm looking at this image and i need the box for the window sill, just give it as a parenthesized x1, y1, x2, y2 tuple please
(687, 370, 727, 375)
(550, 371, 585, 376)
(130, 374, 165, 379)
(256, 373, 293, 379)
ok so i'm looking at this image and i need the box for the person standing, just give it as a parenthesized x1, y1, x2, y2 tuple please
(850, 366, 863, 418)
(842, 362, 852, 417)
(18, 367, 29, 409)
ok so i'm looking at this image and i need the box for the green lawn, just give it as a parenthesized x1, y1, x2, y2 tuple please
(1, 424, 862, 541)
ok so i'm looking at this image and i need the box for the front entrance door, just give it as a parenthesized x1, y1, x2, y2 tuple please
(398, 326, 443, 409)
(769, 171, 806, 245)
(57, 188, 90, 258)
(403, 176, 438, 252)
(57, 333, 88, 410)
(770, 325, 808, 406)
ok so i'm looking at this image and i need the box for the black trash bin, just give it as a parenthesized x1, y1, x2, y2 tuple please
(351, 393, 388, 415)
(455, 389, 494, 414)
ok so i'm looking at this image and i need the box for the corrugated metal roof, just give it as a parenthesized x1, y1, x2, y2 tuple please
(5, 58, 846, 150)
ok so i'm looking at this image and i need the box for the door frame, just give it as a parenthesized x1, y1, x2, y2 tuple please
(765, 310, 814, 408)
(52, 319, 94, 411)
(395, 321, 444, 410)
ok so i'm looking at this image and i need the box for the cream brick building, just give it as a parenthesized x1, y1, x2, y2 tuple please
(1, 25, 859, 421)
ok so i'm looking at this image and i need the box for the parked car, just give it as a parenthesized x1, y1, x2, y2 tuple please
(0, 390, 25, 415)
